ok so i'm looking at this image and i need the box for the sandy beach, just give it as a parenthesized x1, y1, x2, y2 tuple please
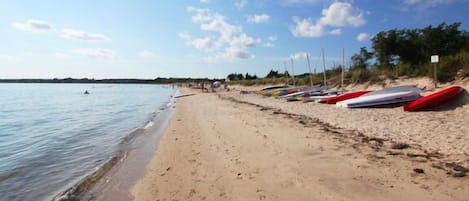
(132, 80, 468, 201)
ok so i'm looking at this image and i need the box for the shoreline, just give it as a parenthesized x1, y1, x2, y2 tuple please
(52, 92, 176, 201)
(131, 86, 468, 201)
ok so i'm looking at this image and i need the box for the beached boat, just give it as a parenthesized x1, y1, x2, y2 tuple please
(336, 86, 421, 108)
(257, 85, 288, 95)
(259, 86, 291, 96)
(303, 94, 339, 103)
(302, 89, 340, 102)
(285, 92, 324, 101)
(275, 86, 312, 97)
(260, 85, 288, 91)
(279, 87, 322, 99)
(325, 90, 372, 104)
(403, 85, 464, 111)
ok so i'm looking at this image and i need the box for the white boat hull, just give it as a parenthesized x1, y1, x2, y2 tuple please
(336, 86, 421, 108)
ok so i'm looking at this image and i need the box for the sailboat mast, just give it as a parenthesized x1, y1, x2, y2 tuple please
(341, 48, 345, 89)
(322, 48, 327, 88)
(284, 61, 289, 85)
(290, 58, 296, 87)
(306, 53, 313, 87)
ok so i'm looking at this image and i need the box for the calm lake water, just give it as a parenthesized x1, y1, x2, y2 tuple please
(0, 83, 175, 201)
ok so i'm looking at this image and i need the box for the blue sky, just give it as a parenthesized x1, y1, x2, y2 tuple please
(0, 0, 468, 79)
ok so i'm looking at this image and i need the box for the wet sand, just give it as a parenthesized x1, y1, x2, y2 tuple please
(132, 86, 468, 201)
(54, 104, 175, 201)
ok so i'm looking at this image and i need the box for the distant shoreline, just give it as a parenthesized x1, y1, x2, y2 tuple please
(0, 78, 221, 84)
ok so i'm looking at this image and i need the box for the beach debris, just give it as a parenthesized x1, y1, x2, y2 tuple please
(444, 162, 468, 177)
(450, 172, 466, 177)
(446, 162, 469, 173)
(174, 93, 195, 98)
(406, 153, 428, 158)
(431, 163, 445, 170)
(391, 143, 411, 150)
(386, 150, 403, 156)
(413, 168, 425, 174)
(362, 136, 385, 144)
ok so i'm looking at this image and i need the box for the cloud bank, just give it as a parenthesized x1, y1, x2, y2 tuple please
(291, 2, 366, 38)
(72, 48, 117, 59)
(180, 6, 260, 62)
(61, 29, 111, 41)
(247, 14, 270, 24)
(12, 19, 53, 33)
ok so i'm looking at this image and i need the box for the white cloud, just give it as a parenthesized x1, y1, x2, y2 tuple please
(281, 0, 326, 6)
(183, 6, 259, 62)
(329, 29, 341, 35)
(234, 0, 247, 9)
(200, 0, 210, 3)
(0, 54, 17, 61)
(262, 42, 275, 48)
(178, 32, 192, 40)
(247, 14, 270, 24)
(291, 17, 325, 37)
(319, 2, 365, 27)
(290, 52, 309, 60)
(268, 35, 278, 41)
(72, 48, 117, 59)
(61, 29, 111, 41)
(52, 53, 70, 59)
(356, 32, 370, 41)
(206, 46, 254, 62)
(291, 2, 365, 38)
(229, 34, 259, 47)
(139, 50, 156, 59)
(402, 0, 461, 9)
(404, 0, 421, 4)
(12, 19, 53, 33)
(403, 0, 458, 5)
(191, 37, 219, 50)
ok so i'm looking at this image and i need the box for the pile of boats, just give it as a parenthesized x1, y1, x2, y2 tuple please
(256, 85, 465, 111)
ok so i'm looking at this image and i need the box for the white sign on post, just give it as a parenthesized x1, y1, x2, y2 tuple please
(431, 55, 439, 63)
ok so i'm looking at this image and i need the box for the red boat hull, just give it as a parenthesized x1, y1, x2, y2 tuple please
(403, 86, 464, 111)
(325, 90, 372, 104)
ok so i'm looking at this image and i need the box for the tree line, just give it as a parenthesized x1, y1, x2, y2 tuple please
(227, 22, 468, 85)
(351, 22, 468, 73)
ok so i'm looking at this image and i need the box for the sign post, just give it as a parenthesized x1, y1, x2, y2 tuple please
(431, 55, 439, 88)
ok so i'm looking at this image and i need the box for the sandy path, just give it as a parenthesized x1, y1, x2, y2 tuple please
(132, 89, 468, 201)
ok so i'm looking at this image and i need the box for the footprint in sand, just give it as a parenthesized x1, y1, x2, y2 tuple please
(256, 189, 267, 200)
(188, 189, 197, 198)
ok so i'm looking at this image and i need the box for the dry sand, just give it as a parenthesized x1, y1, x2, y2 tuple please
(132, 84, 468, 201)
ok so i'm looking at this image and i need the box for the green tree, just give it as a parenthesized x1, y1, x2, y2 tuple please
(350, 47, 374, 70)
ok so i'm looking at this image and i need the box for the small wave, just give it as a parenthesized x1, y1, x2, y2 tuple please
(144, 121, 154, 129)
(49, 87, 177, 201)
(52, 155, 122, 201)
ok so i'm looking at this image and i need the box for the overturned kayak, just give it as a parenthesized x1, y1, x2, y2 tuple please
(336, 86, 421, 108)
(302, 89, 340, 102)
(325, 90, 372, 104)
(259, 86, 292, 96)
(303, 94, 339, 103)
(403, 85, 464, 111)
(279, 87, 323, 99)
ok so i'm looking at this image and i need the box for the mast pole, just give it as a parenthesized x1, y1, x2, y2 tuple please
(306, 53, 313, 87)
(290, 58, 296, 87)
(284, 61, 289, 85)
(341, 48, 345, 89)
(322, 48, 327, 88)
